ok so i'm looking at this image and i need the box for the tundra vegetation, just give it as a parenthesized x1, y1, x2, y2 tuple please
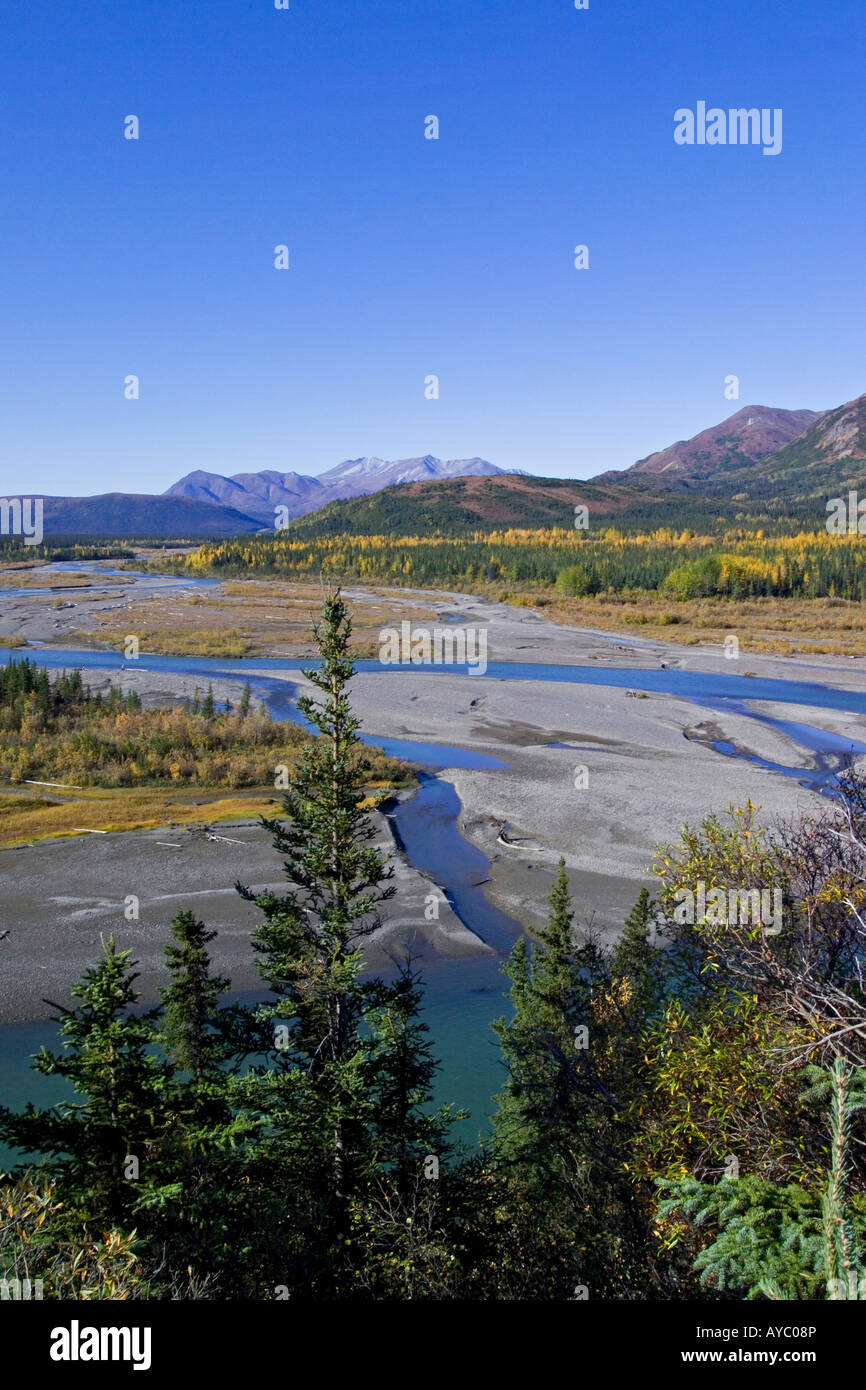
(1, 593, 865, 1300)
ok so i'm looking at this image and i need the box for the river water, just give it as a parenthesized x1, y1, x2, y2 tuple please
(2, 568, 866, 1148)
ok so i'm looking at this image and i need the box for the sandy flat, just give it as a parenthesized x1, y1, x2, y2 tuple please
(0, 815, 491, 1024)
(257, 588, 865, 939)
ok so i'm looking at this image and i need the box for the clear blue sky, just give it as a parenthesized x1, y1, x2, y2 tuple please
(2, 0, 864, 495)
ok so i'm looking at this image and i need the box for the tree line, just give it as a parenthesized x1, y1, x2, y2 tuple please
(174, 530, 866, 602)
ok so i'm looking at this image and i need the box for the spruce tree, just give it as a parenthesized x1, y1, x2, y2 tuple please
(0, 938, 171, 1226)
(236, 588, 399, 1283)
(148, 912, 258, 1294)
(491, 863, 661, 1296)
(535, 857, 578, 1020)
(492, 860, 591, 1189)
(610, 887, 663, 1025)
(490, 935, 540, 1168)
(364, 963, 456, 1193)
(160, 910, 229, 1080)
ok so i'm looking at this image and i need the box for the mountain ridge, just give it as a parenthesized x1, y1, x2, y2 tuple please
(694, 393, 866, 501)
(164, 455, 511, 523)
(33, 493, 263, 537)
(23, 389, 866, 538)
(592, 405, 822, 489)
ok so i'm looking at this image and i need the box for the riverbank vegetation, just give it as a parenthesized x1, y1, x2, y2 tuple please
(535, 592, 866, 658)
(0, 541, 135, 564)
(0, 572, 132, 589)
(90, 624, 257, 659)
(86, 581, 442, 660)
(0, 657, 411, 847)
(0, 658, 297, 787)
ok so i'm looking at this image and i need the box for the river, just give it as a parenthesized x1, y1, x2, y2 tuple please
(2, 568, 866, 1148)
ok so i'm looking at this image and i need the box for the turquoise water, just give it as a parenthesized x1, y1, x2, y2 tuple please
(0, 962, 508, 1161)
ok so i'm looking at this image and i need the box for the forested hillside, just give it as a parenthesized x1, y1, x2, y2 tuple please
(283, 471, 825, 539)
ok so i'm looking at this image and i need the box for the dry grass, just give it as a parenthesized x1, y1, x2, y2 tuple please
(0, 731, 413, 848)
(0, 787, 285, 849)
(89, 580, 442, 659)
(0, 572, 129, 589)
(498, 590, 866, 658)
(97, 624, 255, 658)
(0, 773, 409, 849)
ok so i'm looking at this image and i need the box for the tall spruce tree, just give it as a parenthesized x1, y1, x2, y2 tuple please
(236, 588, 409, 1287)
(147, 911, 259, 1295)
(491, 863, 668, 1296)
(610, 888, 663, 1027)
(364, 963, 456, 1192)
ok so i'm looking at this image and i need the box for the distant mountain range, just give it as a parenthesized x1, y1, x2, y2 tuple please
(24, 393, 866, 536)
(164, 456, 512, 524)
(289, 392, 866, 539)
(28, 457, 511, 536)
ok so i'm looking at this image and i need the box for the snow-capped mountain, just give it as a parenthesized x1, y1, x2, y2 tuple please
(165, 456, 510, 522)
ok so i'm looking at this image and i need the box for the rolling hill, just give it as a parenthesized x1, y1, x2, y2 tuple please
(282, 473, 634, 537)
(37, 493, 262, 537)
(280, 471, 769, 538)
(694, 392, 866, 505)
(592, 405, 821, 489)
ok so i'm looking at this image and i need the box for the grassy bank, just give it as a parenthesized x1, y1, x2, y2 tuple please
(0, 658, 413, 847)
